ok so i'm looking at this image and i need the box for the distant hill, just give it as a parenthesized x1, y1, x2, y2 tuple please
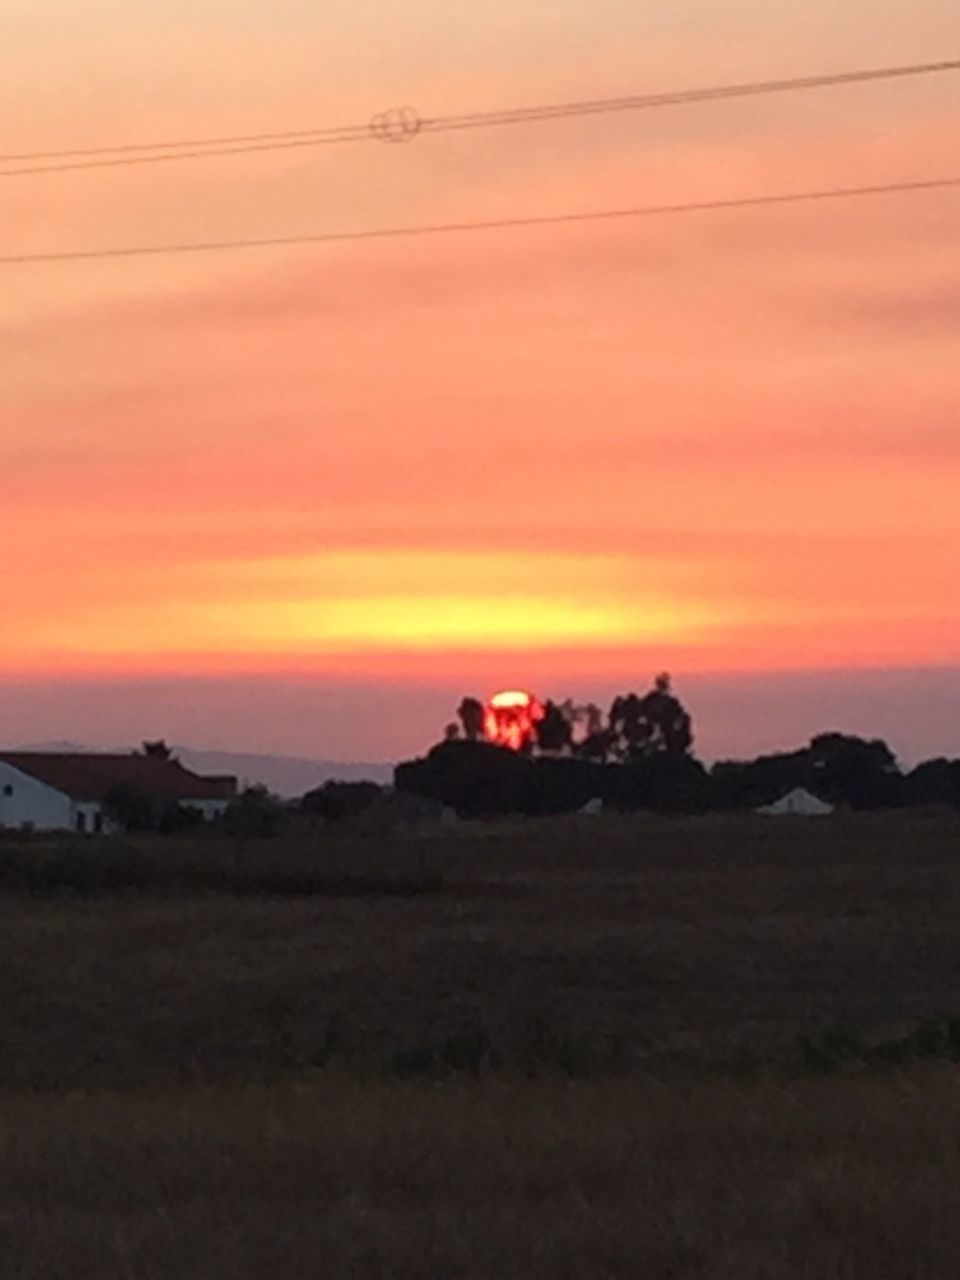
(15, 743, 392, 798)
(176, 750, 392, 797)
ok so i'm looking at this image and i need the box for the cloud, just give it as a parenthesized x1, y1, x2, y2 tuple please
(826, 281, 960, 333)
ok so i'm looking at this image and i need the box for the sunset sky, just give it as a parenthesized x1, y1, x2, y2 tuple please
(2, 0, 958, 764)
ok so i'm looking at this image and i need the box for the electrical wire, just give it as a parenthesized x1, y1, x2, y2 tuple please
(1, 57, 958, 178)
(2, 174, 957, 266)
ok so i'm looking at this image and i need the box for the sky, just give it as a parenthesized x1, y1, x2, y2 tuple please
(2, 0, 958, 764)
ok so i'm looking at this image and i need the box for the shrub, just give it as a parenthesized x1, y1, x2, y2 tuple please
(300, 781, 383, 821)
(103, 783, 159, 832)
(223, 787, 286, 839)
(799, 1019, 960, 1073)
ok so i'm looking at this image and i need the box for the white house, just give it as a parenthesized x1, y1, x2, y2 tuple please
(0, 752, 237, 834)
(756, 787, 835, 817)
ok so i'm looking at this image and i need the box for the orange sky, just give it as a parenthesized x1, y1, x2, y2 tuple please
(2, 0, 959, 760)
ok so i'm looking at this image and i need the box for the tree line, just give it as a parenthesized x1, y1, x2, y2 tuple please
(396, 675, 960, 817)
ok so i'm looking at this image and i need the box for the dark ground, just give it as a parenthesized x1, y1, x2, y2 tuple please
(3, 810, 960, 1278)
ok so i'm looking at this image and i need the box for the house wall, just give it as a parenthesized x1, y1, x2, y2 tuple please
(188, 799, 231, 822)
(72, 803, 118, 836)
(0, 762, 73, 831)
(0, 761, 232, 834)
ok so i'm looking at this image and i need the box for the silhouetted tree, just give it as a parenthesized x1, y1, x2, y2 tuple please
(536, 701, 574, 754)
(711, 750, 810, 810)
(609, 674, 693, 760)
(603, 753, 710, 813)
(808, 733, 901, 808)
(141, 740, 174, 760)
(395, 741, 605, 818)
(103, 783, 160, 832)
(301, 780, 383, 821)
(578, 729, 615, 762)
(711, 733, 901, 810)
(523, 757, 605, 815)
(608, 693, 642, 760)
(157, 804, 204, 835)
(103, 784, 201, 834)
(905, 758, 960, 808)
(223, 787, 285, 839)
(583, 703, 604, 738)
(396, 740, 530, 818)
(457, 697, 486, 742)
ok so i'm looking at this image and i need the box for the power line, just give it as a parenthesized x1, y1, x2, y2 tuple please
(2, 174, 957, 266)
(2, 57, 958, 178)
(0, 123, 370, 163)
(0, 132, 376, 178)
(431, 58, 960, 131)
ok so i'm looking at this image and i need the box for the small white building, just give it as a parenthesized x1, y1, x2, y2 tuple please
(756, 787, 835, 817)
(0, 752, 237, 834)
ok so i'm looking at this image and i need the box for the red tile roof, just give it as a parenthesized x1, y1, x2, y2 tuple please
(0, 753, 237, 803)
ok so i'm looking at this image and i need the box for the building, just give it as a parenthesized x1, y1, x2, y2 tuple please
(0, 752, 238, 834)
(756, 787, 835, 817)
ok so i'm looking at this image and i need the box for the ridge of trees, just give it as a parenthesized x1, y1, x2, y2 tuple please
(396, 676, 960, 818)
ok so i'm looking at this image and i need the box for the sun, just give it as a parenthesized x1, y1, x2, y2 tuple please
(484, 690, 545, 751)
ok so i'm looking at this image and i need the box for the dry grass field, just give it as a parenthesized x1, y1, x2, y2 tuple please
(2, 809, 960, 1276)
(2, 810, 960, 1084)
(5, 1071, 960, 1279)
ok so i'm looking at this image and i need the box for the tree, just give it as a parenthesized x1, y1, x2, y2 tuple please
(536, 701, 574, 754)
(582, 704, 604, 738)
(457, 697, 486, 742)
(395, 740, 604, 818)
(808, 733, 901, 808)
(103, 783, 160, 832)
(396, 740, 531, 818)
(523, 757, 606, 815)
(578, 728, 615, 762)
(103, 784, 201, 834)
(301, 781, 383, 821)
(223, 787, 285, 839)
(711, 749, 809, 810)
(711, 733, 902, 810)
(157, 804, 204, 835)
(609, 674, 693, 760)
(905, 758, 960, 808)
(603, 753, 710, 814)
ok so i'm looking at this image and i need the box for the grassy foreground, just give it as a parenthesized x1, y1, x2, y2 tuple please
(2, 810, 960, 1083)
(4, 1072, 960, 1278)
(2, 810, 960, 1275)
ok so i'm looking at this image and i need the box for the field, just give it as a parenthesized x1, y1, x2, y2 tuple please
(2, 810, 960, 1276)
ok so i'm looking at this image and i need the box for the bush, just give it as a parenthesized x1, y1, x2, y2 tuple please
(157, 805, 205, 835)
(396, 741, 532, 818)
(103, 783, 159, 832)
(396, 741, 715, 817)
(223, 787, 286, 839)
(301, 781, 383, 821)
(601, 755, 711, 814)
(798, 1019, 960, 1073)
